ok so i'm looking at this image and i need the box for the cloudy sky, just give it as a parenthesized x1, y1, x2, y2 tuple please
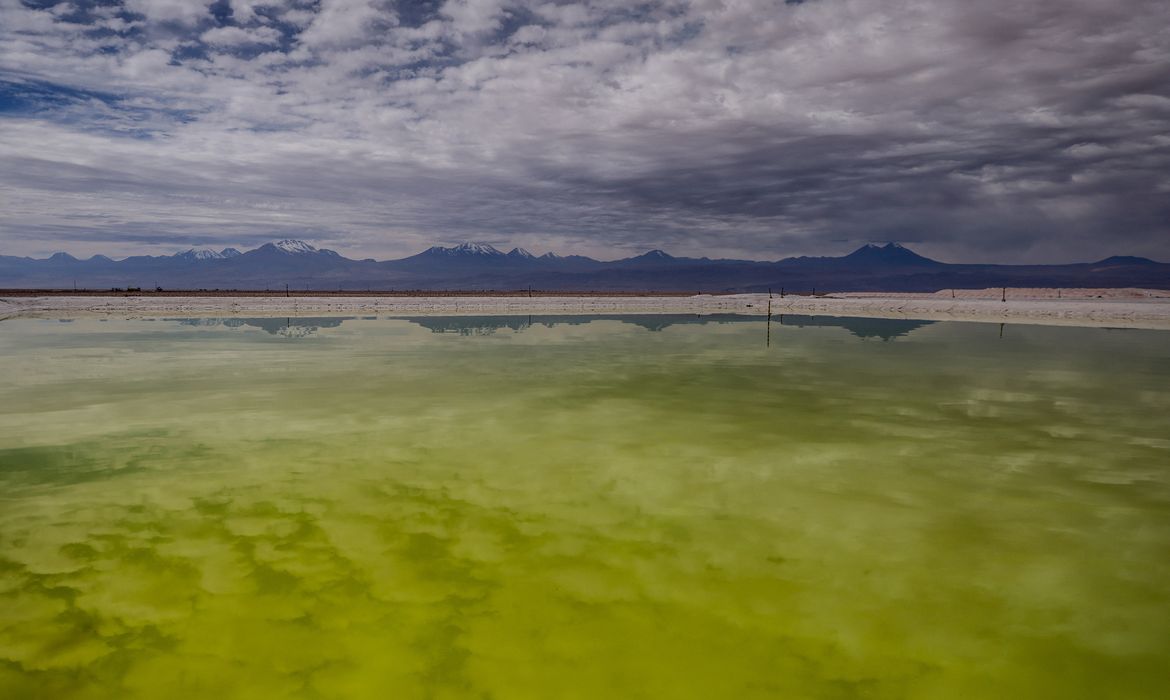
(1, 0, 1167, 262)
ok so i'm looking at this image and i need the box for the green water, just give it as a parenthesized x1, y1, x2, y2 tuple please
(1, 314, 1168, 698)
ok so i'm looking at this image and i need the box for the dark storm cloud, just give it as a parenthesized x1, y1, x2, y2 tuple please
(0, 0, 1167, 261)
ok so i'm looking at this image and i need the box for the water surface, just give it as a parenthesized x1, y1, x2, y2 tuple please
(1, 315, 1168, 698)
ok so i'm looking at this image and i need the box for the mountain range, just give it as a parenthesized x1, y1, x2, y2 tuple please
(1, 240, 1167, 292)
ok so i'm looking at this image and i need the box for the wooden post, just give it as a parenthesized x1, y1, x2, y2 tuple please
(1001, 287, 1006, 303)
(285, 283, 289, 298)
(951, 289, 955, 299)
(766, 297, 772, 347)
(781, 287, 785, 298)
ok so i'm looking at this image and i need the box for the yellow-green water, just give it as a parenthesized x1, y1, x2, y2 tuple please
(1, 314, 1168, 698)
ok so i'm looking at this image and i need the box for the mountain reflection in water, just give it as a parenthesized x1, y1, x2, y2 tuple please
(170, 316, 352, 338)
(775, 315, 936, 341)
(167, 314, 935, 340)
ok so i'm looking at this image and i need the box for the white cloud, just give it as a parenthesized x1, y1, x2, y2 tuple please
(229, 0, 277, 24)
(123, 0, 216, 26)
(298, 0, 395, 48)
(118, 48, 173, 79)
(202, 25, 282, 47)
(441, 0, 507, 36)
(1, 0, 1169, 262)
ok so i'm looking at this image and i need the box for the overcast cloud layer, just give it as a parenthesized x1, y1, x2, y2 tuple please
(1, 0, 1168, 261)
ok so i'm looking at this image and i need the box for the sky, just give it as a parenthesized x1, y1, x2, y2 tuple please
(0, 0, 1168, 263)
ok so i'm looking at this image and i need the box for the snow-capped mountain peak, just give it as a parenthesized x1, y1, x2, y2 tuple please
(268, 239, 319, 254)
(423, 242, 506, 257)
(843, 242, 938, 266)
(862, 242, 906, 251)
(453, 242, 503, 256)
(507, 247, 535, 259)
(220, 248, 242, 258)
(634, 249, 674, 260)
(175, 248, 224, 261)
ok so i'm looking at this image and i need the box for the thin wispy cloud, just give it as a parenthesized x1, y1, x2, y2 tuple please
(1, 0, 1167, 261)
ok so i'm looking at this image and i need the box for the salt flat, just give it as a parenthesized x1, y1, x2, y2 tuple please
(3, 288, 1169, 329)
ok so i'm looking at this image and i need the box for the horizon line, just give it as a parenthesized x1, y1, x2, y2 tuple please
(5, 241, 1162, 267)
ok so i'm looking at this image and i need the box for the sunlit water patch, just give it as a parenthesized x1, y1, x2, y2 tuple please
(1, 315, 1168, 698)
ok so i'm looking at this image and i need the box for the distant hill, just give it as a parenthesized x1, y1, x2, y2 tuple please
(840, 242, 941, 267)
(1, 240, 1167, 292)
(1094, 255, 1158, 266)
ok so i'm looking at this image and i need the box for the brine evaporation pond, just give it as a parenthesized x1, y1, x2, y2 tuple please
(1, 314, 1168, 698)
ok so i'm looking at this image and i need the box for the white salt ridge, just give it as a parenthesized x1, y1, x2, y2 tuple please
(5, 289, 1170, 330)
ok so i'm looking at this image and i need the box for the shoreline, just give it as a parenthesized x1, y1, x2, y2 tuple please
(4, 289, 1170, 330)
